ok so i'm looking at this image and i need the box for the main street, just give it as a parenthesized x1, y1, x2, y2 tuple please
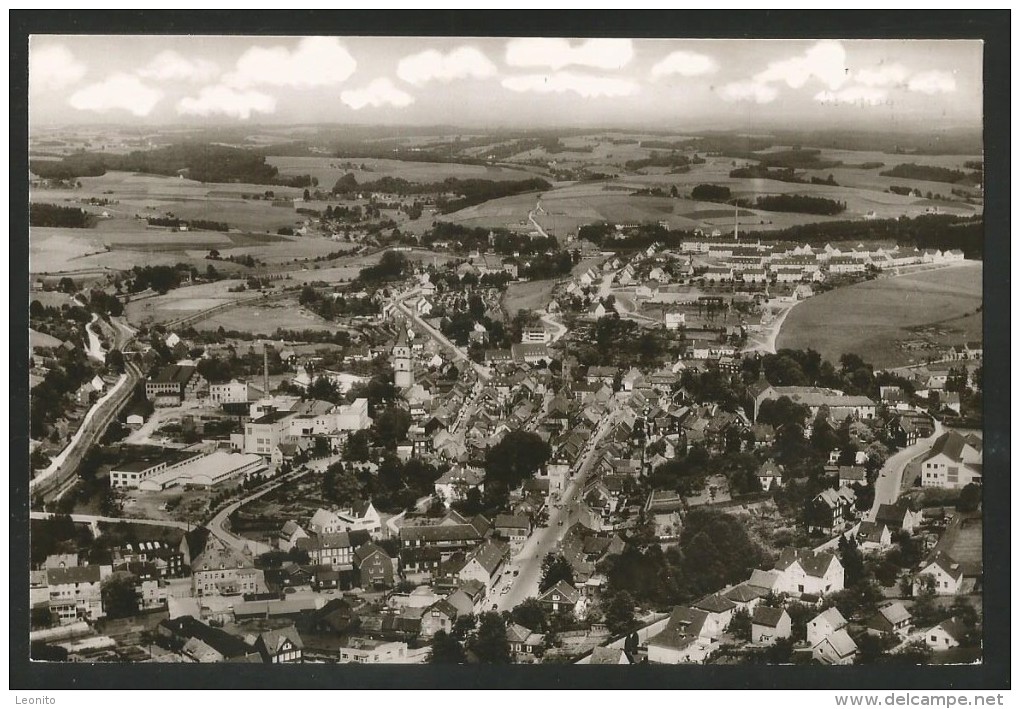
(867, 418, 944, 521)
(493, 408, 619, 613)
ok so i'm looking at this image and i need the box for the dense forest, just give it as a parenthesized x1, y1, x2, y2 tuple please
(575, 213, 982, 258)
(624, 151, 692, 172)
(750, 214, 984, 257)
(728, 164, 806, 184)
(739, 194, 846, 216)
(880, 163, 982, 186)
(30, 143, 316, 187)
(30, 203, 93, 228)
(728, 148, 842, 170)
(691, 184, 731, 202)
(331, 174, 551, 214)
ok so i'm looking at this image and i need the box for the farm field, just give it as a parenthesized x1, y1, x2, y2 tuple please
(776, 261, 982, 369)
(502, 279, 558, 317)
(193, 297, 352, 335)
(266, 155, 540, 186)
(123, 279, 257, 327)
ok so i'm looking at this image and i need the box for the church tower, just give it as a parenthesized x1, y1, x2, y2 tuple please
(393, 328, 413, 389)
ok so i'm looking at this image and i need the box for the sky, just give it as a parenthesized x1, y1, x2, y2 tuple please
(28, 36, 983, 131)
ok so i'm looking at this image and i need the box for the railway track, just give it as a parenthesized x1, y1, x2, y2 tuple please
(31, 360, 143, 505)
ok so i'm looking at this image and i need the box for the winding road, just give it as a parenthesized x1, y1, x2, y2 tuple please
(867, 418, 943, 521)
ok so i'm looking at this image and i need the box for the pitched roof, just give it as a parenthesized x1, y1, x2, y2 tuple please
(747, 569, 780, 591)
(724, 583, 769, 604)
(922, 431, 980, 464)
(813, 607, 847, 631)
(933, 617, 968, 643)
(693, 593, 737, 614)
(875, 503, 912, 526)
(838, 466, 867, 482)
(462, 540, 508, 577)
(774, 548, 837, 579)
(823, 628, 858, 658)
(538, 580, 580, 605)
(924, 551, 964, 581)
(648, 606, 711, 649)
(751, 605, 786, 628)
(353, 542, 389, 566)
(256, 625, 304, 655)
(878, 602, 911, 625)
(46, 565, 102, 585)
(589, 647, 629, 664)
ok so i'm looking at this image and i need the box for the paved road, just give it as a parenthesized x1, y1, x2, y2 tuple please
(392, 293, 491, 381)
(867, 418, 943, 521)
(493, 409, 619, 613)
(30, 511, 193, 531)
(540, 312, 568, 343)
(85, 314, 106, 363)
(31, 362, 142, 502)
(205, 455, 340, 555)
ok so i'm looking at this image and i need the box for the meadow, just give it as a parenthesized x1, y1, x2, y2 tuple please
(266, 155, 539, 186)
(776, 261, 983, 369)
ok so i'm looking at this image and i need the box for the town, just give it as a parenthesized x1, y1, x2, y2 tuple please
(27, 35, 984, 669)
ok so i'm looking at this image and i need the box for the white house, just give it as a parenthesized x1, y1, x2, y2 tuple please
(924, 618, 967, 651)
(919, 431, 982, 489)
(772, 548, 844, 597)
(913, 552, 965, 596)
(751, 606, 791, 645)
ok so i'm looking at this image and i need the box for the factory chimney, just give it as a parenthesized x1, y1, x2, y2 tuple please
(263, 343, 270, 396)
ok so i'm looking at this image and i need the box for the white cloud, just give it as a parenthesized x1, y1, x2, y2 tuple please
(177, 85, 276, 119)
(501, 71, 639, 98)
(397, 46, 497, 86)
(754, 40, 848, 90)
(650, 50, 718, 79)
(225, 37, 356, 89)
(718, 81, 778, 104)
(138, 50, 219, 82)
(31, 44, 87, 91)
(505, 38, 634, 71)
(908, 70, 956, 94)
(853, 63, 909, 88)
(69, 73, 162, 117)
(814, 86, 888, 106)
(340, 78, 414, 110)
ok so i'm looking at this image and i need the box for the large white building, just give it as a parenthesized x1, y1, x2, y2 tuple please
(208, 379, 251, 406)
(920, 431, 982, 489)
(136, 451, 266, 491)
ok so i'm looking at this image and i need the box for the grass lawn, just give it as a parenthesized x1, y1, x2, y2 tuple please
(777, 262, 982, 368)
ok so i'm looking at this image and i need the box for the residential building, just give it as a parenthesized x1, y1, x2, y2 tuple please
(208, 379, 251, 406)
(46, 564, 112, 624)
(252, 626, 304, 664)
(353, 542, 395, 589)
(920, 431, 983, 489)
(924, 618, 967, 651)
(537, 580, 580, 613)
(772, 548, 844, 597)
(646, 606, 716, 664)
(866, 602, 912, 638)
(191, 537, 259, 597)
(913, 552, 965, 596)
(145, 365, 207, 407)
(751, 606, 791, 645)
